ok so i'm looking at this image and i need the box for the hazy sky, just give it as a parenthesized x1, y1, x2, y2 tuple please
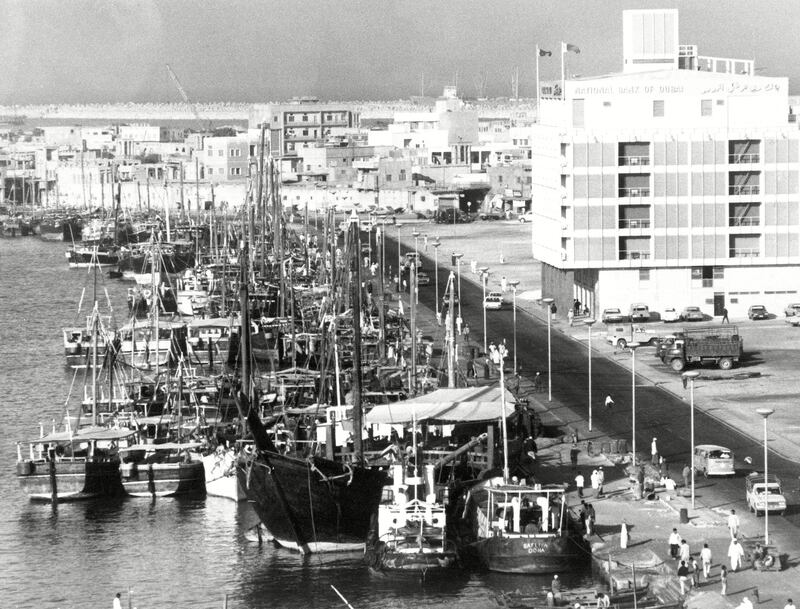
(1, 0, 799, 104)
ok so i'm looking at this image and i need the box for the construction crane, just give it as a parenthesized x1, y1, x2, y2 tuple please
(166, 63, 206, 132)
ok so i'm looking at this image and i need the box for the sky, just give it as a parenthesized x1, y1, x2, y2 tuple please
(1, 0, 799, 105)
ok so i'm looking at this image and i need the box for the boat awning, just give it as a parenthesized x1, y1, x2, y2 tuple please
(29, 426, 138, 444)
(188, 317, 236, 329)
(120, 442, 203, 452)
(365, 386, 516, 425)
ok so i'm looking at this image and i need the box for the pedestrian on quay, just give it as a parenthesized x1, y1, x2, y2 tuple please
(570, 443, 580, 469)
(463, 322, 470, 342)
(677, 561, 690, 595)
(595, 591, 610, 608)
(668, 528, 681, 559)
(590, 469, 600, 494)
(113, 593, 122, 609)
(691, 556, 700, 588)
(727, 509, 740, 539)
(585, 502, 596, 534)
(700, 543, 713, 579)
(575, 471, 585, 497)
(533, 371, 543, 392)
(551, 574, 562, 601)
(735, 597, 754, 609)
(597, 467, 605, 497)
(568, 308, 575, 326)
(784, 599, 797, 609)
(722, 307, 730, 324)
(728, 538, 745, 572)
(604, 394, 614, 409)
(679, 538, 691, 564)
(682, 463, 691, 489)
(651, 437, 659, 466)
(720, 565, 728, 595)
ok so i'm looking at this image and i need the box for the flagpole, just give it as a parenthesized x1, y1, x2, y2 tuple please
(560, 41, 566, 99)
(536, 45, 541, 115)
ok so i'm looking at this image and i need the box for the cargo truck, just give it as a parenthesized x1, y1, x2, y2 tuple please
(660, 325, 743, 372)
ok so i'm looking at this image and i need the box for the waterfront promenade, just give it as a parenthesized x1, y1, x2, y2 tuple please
(390, 217, 800, 608)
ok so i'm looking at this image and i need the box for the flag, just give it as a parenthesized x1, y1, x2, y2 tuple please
(562, 42, 580, 54)
(538, 48, 552, 57)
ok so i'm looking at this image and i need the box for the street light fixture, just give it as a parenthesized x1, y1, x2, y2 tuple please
(682, 370, 701, 508)
(756, 407, 775, 545)
(628, 342, 642, 468)
(432, 240, 441, 315)
(541, 298, 554, 401)
(585, 318, 597, 431)
(509, 280, 520, 373)
(480, 266, 490, 356)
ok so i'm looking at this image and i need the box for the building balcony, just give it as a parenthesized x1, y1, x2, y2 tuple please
(285, 117, 320, 126)
(729, 248, 760, 258)
(618, 250, 651, 260)
(728, 153, 760, 164)
(619, 218, 651, 229)
(618, 155, 650, 167)
(729, 216, 760, 227)
(729, 185, 759, 196)
(618, 188, 650, 198)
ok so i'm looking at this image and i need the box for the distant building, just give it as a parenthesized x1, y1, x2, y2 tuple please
(530, 8, 798, 318)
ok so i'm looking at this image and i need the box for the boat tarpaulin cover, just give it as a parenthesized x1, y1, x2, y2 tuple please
(30, 426, 138, 444)
(365, 386, 516, 425)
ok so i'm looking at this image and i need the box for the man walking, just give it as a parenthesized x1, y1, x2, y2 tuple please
(604, 394, 614, 409)
(700, 543, 713, 579)
(727, 509, 740, 539)
(575, 471, 585, 498)
(722, 307, 729, 323)
(651, 437, 659, 467)
(728, 538, 745, 572)
(668, 528, 681, 559)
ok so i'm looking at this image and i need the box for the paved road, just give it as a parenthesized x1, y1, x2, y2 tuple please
(380, 231, 800, 544)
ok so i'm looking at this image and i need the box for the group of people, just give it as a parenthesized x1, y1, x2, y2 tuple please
(547, 575, 610, 608)
(573, 468, 604, 498)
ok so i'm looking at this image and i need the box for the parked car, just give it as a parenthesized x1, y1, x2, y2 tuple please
(605, 325, 662, 349)
(662, 307, 680, 323)
(403, 252, 422, 269)
(479, 210, 503, 221)
(416, 271, 431, 286)
(745, 473, 786, 516)
(434, 209, 472, 224)
(679, 306, 704, 322)
(629, 303, 650, 323)
(518, 211, 535, 223)
(602, 308, 625, 324)
(748, 305, 769, 320)
(693, 444, 735, 477)
(784, 303, 800, 317)
(483, 291, 504, 310)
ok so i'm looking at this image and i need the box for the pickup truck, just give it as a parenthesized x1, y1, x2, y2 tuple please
(745, 472, 786, 516)
(605, 324, 662, 350)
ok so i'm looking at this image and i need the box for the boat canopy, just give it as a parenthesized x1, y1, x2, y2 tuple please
(120, 442, 204, 452)
(29, 426, 137, 444)
(365, 386, 516, 425)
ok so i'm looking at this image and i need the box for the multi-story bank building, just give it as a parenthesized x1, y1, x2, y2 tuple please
(531, 9, 798, 320)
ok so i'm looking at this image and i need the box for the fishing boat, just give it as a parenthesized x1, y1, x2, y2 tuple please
(364, 463, 458, 572)
(119, 441, 205, 498)
(236, 214, 387, 554)
(201, 442, 247, 501)
(16, 425, 137, 501)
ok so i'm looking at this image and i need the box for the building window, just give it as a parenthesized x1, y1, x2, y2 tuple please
(229, 148, 241, 157)
(729, 234, 760, 258)
(619, 205, 651, 228)
(218, 150, 223, 157)
(207, 168, 213, 175)
(386, 175, 392, 182)
(619, 236, 651, 260)
(701, 99, 712, 117)
(230, 167, 242, 176)
(302, 114, 308, 122)
(399, 169, 406, 181)
(639, 269, 650, 282)
(207, 148, 213, 156)
(618, 142, 650, 166)
(302, 129, 308, 136)
(729, 202, 760, 226)
(729, 140, 760, 164)
(619, 174, 650, 197)
(729, 171, 760, 195)
(653, 100, 665, 117)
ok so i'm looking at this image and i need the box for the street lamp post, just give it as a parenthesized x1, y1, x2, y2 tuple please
(432, 240, 441, 315)
(683, 370, 701, 508)
(453, 253, 463, 318)
(509, 280, 520, 373)
(541, 298, 554, 401)
(756, 407, 775, 544)
(412, 231, 420, 304)
(628, 342, 642, 468)
(585, 318, 597, 431)
(395, 223, 403, 293)
(480, 267, 490, 356)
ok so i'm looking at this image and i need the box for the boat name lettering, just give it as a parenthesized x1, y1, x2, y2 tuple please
(522, 542, 549, 553)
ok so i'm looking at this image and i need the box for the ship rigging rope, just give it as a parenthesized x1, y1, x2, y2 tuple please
(308, 461, 354, 487)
